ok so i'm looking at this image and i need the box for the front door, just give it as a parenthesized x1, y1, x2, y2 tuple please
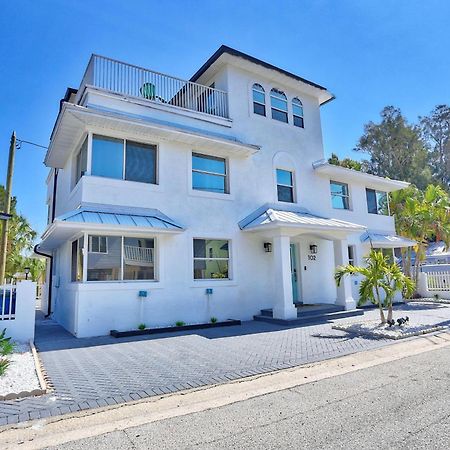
(290, 243, 299, 303)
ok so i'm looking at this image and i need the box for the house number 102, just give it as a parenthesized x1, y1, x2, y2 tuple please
(308, 255, 316, 261)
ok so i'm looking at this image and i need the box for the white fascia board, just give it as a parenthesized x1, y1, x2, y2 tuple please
(313, 161, 410, 192)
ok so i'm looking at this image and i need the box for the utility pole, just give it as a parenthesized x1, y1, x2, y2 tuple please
(0, 132, 17, 284)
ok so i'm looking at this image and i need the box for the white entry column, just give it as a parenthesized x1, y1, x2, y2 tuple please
(333, 238, 356, 310)
(272, 235, 298, 320)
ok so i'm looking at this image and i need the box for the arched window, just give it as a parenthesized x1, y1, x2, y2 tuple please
(292, 98, 304, 128)
(270, 88, 288, 123)
(252, 84, 266, 116)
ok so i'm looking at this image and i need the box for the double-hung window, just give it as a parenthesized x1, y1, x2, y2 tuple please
(91, 135, 157, 184)
(276, 169, 294, 203)
(193, 239, 229, 280)
(192, 153, 228, 194)
(330, 181, 350, 210)
(252, 83, 266, 116)
(270, 88, 288, 123)
(74, 137, 88, 185)
(366, 188, 389, 215)
(292, 98, 304, 128)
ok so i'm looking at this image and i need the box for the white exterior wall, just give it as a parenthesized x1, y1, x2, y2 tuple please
(45, 59, 401, 337)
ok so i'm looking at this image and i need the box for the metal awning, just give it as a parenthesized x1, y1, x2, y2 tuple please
(38, 203, 184, 251)
(360, 231, 416, 248)
(239, 204, 366, 237)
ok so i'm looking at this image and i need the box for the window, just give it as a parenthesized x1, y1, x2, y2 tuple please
(85, 235, 155, 281)
(192, 153, 228, 194)
(91, 135, 157, 184)
(276, 169, 294, 203)
(71, 237, 84, 282)
(89, 236, 108, 254)
(366, 189, 389, 215)
(193, 239, 229, 280)
(330, 181, 350, 210)
(252, 83, 266, 116)
(270, 88, 288, 123)
(348, 245, 355, 266)
(123, 238, 155, 280)
(75, 137, 88, 185)
(292, 98, 304, 128)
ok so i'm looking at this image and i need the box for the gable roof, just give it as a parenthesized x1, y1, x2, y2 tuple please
(190, 45, 333, 104)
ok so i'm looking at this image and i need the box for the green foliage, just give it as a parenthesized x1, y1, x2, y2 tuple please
(355, 106, 432, 190)
(175, 321, 185, 327)
(335, 250, 415, 324)
(210, 317, 218, 324)
(0, 328, 14, 377)
(138, 323, 146, 330)
(328, 153, 367, 171)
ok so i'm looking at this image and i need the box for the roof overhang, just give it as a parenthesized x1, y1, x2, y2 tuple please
(190, 45, 334, 106)
(312, 160, 410, 192)
(239, 203, 366, 239)
(45, 103, 260, 168)
(360, 231, 416, 249)
(38, 204, 184, 252)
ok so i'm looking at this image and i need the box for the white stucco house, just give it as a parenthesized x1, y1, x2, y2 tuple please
(37, 45, 415, 337)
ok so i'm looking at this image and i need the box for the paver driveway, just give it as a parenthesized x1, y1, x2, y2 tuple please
(1, 302, 449, 425)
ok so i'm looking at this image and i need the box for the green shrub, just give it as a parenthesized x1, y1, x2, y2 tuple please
(210, 317, 218, 324)
(0, 328, 14, 377)
(0, 359, 10, 377)
(175, 321, 185, 327)
(138, 323, 146, 330)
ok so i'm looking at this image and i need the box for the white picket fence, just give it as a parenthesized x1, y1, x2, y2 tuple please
(0, 281, 36, 342)
(426, 271, 450, 291)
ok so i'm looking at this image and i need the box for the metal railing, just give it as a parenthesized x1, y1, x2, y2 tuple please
(0, 283, 16, 320)
(76, 54, 229, 119)
(124, 245, 154, 266)
(426, 271, 450, 291)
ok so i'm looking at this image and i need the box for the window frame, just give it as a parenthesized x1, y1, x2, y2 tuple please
(192, 152, 229, 195)
(270, 88, 288, 123)
(88, 235, 108, 254)
(71, 236, 84, 282)
(252, 83, 266, 116)
(366, 188, 390, 215)
(73, 135, 88, 188)
(348, 245, 356, 266)
(193, 238, 231, 281)
(330, 181, 350, 210)
(292, 97, 304, 128)
(276, 168, 295, 203)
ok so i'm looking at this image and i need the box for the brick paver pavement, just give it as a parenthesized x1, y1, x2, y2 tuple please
(1, 302, 449, 425)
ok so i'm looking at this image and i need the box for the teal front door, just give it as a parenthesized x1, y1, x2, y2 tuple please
(290, 244, 299, 303)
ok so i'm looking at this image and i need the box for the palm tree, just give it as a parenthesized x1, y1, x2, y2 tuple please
(335, 250, 414, 324)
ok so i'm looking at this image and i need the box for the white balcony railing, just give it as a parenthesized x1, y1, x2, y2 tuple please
(124, 245, 154, 266)
(426, 271, 450, 291)
(76, 54, 229, 119)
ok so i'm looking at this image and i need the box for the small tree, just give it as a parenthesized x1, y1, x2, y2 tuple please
(335, 250, 414, 324)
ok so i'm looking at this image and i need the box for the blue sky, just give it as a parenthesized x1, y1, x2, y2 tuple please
(1, 0, 449, 236)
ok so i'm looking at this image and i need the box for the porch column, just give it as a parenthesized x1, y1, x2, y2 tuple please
(333, 238, 356, 310)
(272, 235, 298, 320)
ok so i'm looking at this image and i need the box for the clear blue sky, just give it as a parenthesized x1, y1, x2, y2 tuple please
(1, 0, 449, 237)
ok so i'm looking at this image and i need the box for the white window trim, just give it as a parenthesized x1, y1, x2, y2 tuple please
(192, 237, 232, 282)
(270, 88, 289, 123)
(88, 235, 108, 254)
(330, 180, 351, 210)
(276, 168, 296, 203)
(252, 83, 266, 116)
(366, 188, 390, 216)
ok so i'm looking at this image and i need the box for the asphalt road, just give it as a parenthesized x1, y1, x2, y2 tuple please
(46, 346, 450, 450)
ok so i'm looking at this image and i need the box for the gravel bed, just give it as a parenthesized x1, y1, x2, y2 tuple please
(0, 343, 41, 396)
(333, 320, 445, 340)
(407, 298, 450, 305)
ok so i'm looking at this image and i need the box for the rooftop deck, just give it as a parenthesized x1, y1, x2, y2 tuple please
(75, 54, 229, 119)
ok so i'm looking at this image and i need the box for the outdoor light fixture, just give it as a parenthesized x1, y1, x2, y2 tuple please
(309, 244, 318, 254)
(263, 242, 272, 253)
(24, 267, 30, 280)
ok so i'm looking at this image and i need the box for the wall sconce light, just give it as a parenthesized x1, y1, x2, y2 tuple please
(24, 267, 30, 280)
(263, 242, 272, 253)
(309, 244, 318, 254)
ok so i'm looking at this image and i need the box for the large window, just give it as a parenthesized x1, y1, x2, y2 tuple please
(193, 239, 229, 280)
(252, 83, 266, 116)
(292, 98, 304, 128)
(366, 188, 389, 215)
(270, 88, 288, 123)
(192, 153, 228, 194)
(276, 169, 294, 203)
(71, 237, 84, 282)
(75, 137, 88, 185)
(77, 235, 155, 282)
(91, 135, 157, 184)
(330, 181, 350, 210)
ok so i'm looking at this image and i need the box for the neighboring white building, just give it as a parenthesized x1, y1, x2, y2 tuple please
(37, 46, 414, 337)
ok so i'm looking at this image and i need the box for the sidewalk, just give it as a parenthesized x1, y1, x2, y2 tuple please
(0, 303, 449, 426)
